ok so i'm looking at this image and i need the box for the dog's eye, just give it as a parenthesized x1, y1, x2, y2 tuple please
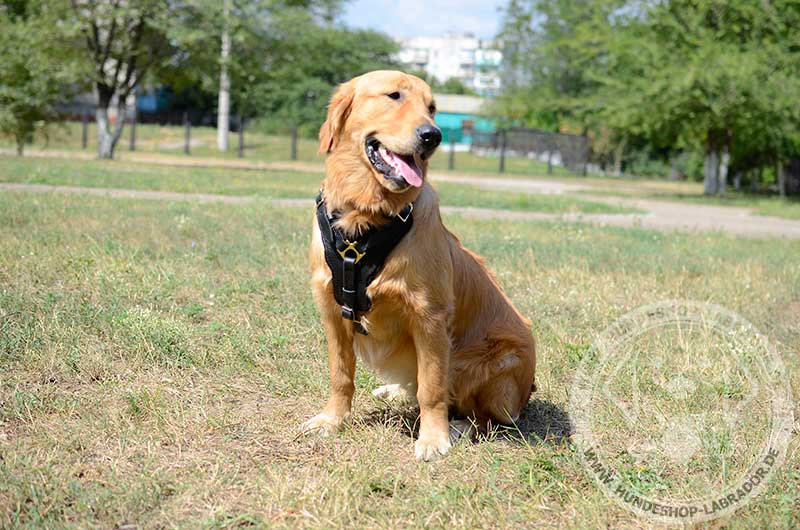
(386, 91, 401, 100)
(428, 105, 436, 115)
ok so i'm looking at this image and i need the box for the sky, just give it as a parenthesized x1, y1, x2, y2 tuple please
(342, 0, 506, 40)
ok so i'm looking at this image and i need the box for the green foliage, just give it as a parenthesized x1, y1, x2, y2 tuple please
(408, 70, 478, 96)
(590, 1, 800, 166)
(497, 0, 621, 131)
(250, 9, 398, 133)
(65, 0, 180, 158)
(165, 0, 281, 109)
(167, 1, 397, 132)
(68, 0, 176, 99)
(436, 77, 477, 96)
(0, 2, 84, 154)
(498, 0, 800, 183)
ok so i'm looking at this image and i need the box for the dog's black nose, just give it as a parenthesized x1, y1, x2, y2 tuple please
(416, 124, 442, 151)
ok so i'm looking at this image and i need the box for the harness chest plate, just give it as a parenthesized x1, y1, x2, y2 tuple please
(315, 193, 414, 334)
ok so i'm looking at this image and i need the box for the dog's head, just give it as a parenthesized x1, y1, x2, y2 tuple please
(319, 70, 441, 199)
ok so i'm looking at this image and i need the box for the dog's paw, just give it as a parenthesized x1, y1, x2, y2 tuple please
(414, 432, 452, 461)
(299, 412, 345, 437)
(371, 383, 416, 404)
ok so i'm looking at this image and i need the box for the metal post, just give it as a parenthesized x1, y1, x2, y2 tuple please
(183, 112, 190, 155)
(238, 113, 244, 158)
(448, 134, 455, 171)
(499, 130, 507, 173)
(291, 125, 298, 161)
(547, 151, 553, 175)
(81, 114, 88, 149)
(129, 107, 137, 151)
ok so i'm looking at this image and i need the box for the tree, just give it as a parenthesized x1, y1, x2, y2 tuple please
(248, 9, 398, 133)
(407, 70, 478, 95)
(437, 77, 478, 96)
(169, 0, 346, 149)
(172, 0, 268, 151)
(588, 1, 800, 194)
(69, 0, 175, 159)
(0, 1, 82, 155)
(497, 0, 621, 132)
(217, 0, 231, 151)
(498, 0, 800, 194)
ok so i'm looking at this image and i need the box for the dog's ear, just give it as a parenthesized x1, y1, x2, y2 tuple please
(319, 81, 355, 155)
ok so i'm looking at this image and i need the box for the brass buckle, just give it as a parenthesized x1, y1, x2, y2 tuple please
(397, 203, 413, 223)
(337, 240, 366, 263)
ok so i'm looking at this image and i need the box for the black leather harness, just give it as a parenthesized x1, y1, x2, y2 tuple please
(315, 193, 414, 334)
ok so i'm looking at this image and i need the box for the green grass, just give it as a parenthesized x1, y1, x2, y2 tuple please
(0, 156, 638, 215)
(757, 198, 800, 220)
(1, 179, 799, 528)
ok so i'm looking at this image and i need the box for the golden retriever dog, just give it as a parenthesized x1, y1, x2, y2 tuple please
(302, 70, 536, 460)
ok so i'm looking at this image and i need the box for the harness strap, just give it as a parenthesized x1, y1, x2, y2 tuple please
(341, 254, 357, 321)
(315, 192, 414, 335)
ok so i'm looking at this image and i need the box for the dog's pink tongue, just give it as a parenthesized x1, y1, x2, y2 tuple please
(382, 149, 423, 187)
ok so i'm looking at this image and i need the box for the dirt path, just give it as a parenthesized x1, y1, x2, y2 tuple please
(4, 182, 800, 239)
(433, 174, 589, 195)
(0, 182, 307, 207)
(573, 193, 800, 239)
(0, 148, 326, 174)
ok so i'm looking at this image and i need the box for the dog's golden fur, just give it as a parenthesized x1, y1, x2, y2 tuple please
(303, 70, 536, 460)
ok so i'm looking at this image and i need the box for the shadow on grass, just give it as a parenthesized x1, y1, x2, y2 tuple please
(357, 397, 572, 448)
(503, 398, 573, 446)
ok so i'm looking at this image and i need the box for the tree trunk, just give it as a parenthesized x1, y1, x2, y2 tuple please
(217, 0, 231, 152)
(669, 153, 679, 180)
(777, 160, 786, 198)
(613, 138, 626, 177)
(751, 167, 762, 192)
(733, 171, 742, 191)
(703, 148, 719, 195)
(717, 144, 730, 196)
(96, 98, 126, 160)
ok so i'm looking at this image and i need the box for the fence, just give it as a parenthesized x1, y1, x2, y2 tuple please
(74, 111, 295, 160)
(469, 127, 591, 175)
(67, 111, 590, 174)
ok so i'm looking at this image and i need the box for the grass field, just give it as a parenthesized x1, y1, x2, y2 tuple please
(1, 156, 798, 528)
(0, 157, 636, 216)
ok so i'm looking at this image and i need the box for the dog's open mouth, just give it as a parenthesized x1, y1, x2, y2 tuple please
(365, 137, 423, 188)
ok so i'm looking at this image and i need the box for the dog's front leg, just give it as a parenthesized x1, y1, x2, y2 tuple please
(301, 311, 355, 436)
(413, 319, 452, 461)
